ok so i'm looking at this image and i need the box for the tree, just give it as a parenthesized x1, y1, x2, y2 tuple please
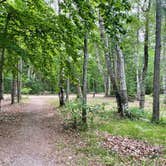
(152, 0, 162, 122)
(99, 0, 131, 116)
(139, 0, 151, 109)
(116, 44, 129, 112)
(162, 12, 166, 104)
(0, 13, 10, 110)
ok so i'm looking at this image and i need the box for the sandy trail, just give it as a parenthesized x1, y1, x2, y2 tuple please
(0, 96, 80, 166)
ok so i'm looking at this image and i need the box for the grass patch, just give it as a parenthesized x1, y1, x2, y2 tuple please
(77, 130, 165, 166)
(53, 94, 166, 165)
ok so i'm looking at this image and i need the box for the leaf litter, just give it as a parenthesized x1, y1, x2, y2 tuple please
(102, 132, 166, 164)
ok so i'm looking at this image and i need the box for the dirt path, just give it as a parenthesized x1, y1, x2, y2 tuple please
(0, 96, 81, 166)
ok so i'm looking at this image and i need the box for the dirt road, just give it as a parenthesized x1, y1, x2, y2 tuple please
(0, 96, 81, 166)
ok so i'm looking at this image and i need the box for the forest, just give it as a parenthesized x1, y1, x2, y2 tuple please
(0, 0, 166, 165)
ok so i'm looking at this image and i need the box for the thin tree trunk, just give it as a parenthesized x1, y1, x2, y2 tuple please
(116, 44, 129, 112)
(152, 0, 162, 122)
(162, 15, 166, 104)
(82, 31, 88, 123)
(0, 48, 5, 111)
(66, 78, 70, 101)
(94, 43, 107, 96)
(59, 85, 65, 106)
(17, 59, 22, 103)
(135, 3, 141, 101)
(99, 13, 124, 116)
(57, 0, 65, 107)
(0, 14, 9, 111)
(162, 44, 166, 104)
(11, 73, 16, 105)
(58, 60, 65, 106)
(136, 30, 141, 100)
(105, 74, 110, 97)
(0, 48, 5, 101)
(139, 3, 150, 109)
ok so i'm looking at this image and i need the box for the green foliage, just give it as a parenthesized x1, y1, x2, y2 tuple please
(99, 116, 166, 147)
(62, 99, 105, 129)
(21, 87, 32, 94)
(25, 80, 45, 94)
(129, 107, 146, 119)
(99, 0, 131, 39)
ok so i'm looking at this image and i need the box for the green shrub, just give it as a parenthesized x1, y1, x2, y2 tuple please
(62, 99, 105, 129)
(129, 107, 146, 119)
(21, 87, 32, 94)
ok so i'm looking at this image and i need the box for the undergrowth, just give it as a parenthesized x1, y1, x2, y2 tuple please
(54, 96, 166, 165)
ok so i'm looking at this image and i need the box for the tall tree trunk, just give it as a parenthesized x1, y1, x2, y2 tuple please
(94, 43, 107, 96)
(17, 59, 22, 103)
(162, 44, 166, 104)
(0, 14, 9, 111)
(162, 15, 166, 104)
(0, 48, 5, 109)
(99, 14, 124, 116)
(105, 50, 123, 115)
(11, 73, 16, 105)
(57, 0, 65, 107)
(136, 30, 141, 100)
(116, 44, 129, 112)
(58, 61, 65, 106)
(139, 2, 150, 109)
(82, 31, 88, 123)
(135, 3, 141, 101)
(152, 0, 162, 122)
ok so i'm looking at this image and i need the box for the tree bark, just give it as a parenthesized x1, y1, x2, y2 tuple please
(116, 44, 129, 112)
(94, 43, 108, 96)
(11, 73, 16, 105)
(0, 14, 9, 111)
(162, 15, 166, 104)
(17, 59, 22, 103)
(99, 13, 124, 116)
(135, 3, 141, 101)
(59, 86, 65, 106)
(105, 74, 110, 97)
(136, 30, 141, 100)
(162, 44, 166, 104)
(57, 0, 65, 107)
(152, 0, 162, 122)
(82, 31, 88, 123)
(65, 78, 70, 101)
(0, 48, 5, 100)
(105, 50, 123, 115)
(139, 2, 151, 109)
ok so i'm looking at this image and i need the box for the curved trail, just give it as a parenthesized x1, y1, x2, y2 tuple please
(0, 96, 80, 166)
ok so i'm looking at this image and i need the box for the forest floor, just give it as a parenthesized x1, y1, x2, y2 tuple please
(0, 96, 88, 166)
(0, 95, 165, 166)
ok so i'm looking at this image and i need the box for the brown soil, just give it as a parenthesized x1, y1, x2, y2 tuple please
(0, 96, 83, 166)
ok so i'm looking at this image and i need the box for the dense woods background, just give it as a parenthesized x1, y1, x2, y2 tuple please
(0, 0, 166, 165)
(0, 0, 166, 122)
